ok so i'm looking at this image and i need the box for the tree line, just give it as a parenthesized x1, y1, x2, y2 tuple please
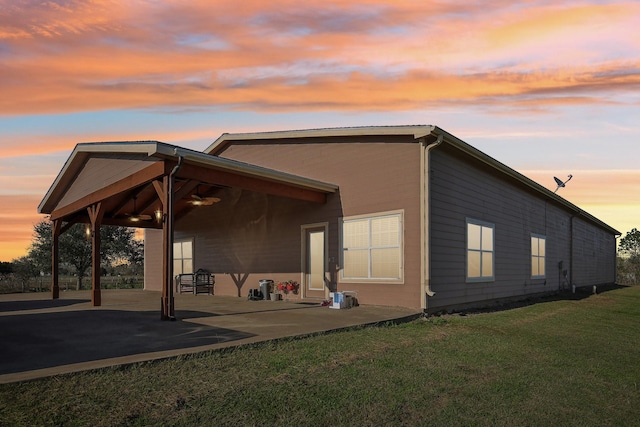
(618, 228, 640, 286)
(1, 224, 638, 293)
(1, 219, 143, 292)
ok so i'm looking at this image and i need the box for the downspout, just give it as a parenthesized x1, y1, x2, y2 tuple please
(420, 134, 444, 313)
(570, 215, 574, 291)
(165, 150, 184, 320)
(614, 232, 621, 284)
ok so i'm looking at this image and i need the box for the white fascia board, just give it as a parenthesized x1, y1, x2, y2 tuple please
(205, 125, 436, 154)
(38, 142, 166, 214)
(39, 140, 338, 214)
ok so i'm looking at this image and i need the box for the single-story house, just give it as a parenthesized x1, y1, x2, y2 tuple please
(38, 125, 619, 317)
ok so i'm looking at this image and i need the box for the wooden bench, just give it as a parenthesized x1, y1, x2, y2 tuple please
(175, 269, 215, 295)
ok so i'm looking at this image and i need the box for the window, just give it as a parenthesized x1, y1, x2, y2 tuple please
(341, 211, 403, 282)
(173, 239, 193, 275)
(467, 219, 494, 281)
(531, 235, 546, 278)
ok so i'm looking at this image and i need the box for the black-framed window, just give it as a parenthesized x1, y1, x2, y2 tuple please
(466, 219, 494, 282)
(531, 234, 546, 278)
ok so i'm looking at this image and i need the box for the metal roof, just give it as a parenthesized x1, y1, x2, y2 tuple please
(205, 125, 435, 154)
(427, 126, 620, 236)
(38, 140, 338, 216)
(205, 125, 619, 236)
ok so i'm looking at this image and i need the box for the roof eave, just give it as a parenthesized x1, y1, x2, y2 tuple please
(428, 127, 620, 235)
(172, 148, 338, 193)
(205, 125, 436, 155)
(38, 141, 166, 215)
(39, 141, 338, 215)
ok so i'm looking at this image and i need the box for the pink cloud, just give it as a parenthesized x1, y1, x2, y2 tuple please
(484, 3, 639, 49)
(1, 60, 639, 116)
(0, 127, 223, 159)
(1, 1, 638, 116)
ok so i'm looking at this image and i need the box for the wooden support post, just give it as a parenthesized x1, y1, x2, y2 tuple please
(156, 176, 174, 320)
(51, 219, 61, 299)
(87, 203, 104, 307)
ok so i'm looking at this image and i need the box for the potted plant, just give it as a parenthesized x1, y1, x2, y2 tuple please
(276, 280, 299, 299)
(270, 282, 280, 301)
(285, 280, 299, 294)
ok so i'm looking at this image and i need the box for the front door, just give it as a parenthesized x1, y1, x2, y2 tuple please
(302, 224, 327, 299)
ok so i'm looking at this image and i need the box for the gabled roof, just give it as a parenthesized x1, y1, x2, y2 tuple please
(38, 141, 338, 224)
(429, 126, 620, 236)
(205, 125, 620, 236)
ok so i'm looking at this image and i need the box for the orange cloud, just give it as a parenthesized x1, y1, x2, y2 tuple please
(0, 127, 225, 159)
(485, 3, 637, 48)
(0, 0, 126, 41)
(1, 1, 638, 116)
(0, 176, 54, 196)
(522, 169, 640, 235)
(0, 138, 76, 158)
(0, 195, 46, 261)
(2, 61, 639, 116)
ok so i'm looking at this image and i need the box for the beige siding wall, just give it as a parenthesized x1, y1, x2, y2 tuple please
(57, 154, 157, 210)
(171, 141, 423, 308)
(142, 139, 616, 311)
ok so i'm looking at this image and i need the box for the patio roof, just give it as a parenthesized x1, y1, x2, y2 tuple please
(38, 140, 338, 317)
(39, 141, 338, 227)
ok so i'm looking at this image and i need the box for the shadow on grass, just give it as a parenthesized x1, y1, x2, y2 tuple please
(436, 284, 630, 316)
(0, 309, 255, 375)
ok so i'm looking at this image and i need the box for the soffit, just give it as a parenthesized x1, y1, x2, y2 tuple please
(39, 141, 337, 228)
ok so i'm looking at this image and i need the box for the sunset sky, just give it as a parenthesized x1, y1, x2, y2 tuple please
(1, 0, 639, 261)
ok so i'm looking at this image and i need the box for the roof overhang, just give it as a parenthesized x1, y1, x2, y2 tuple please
(427, 126, 620, 236)
(39, 141, 337, 227)
(205, 124, 618, 236)
(205, 125, 435, 155)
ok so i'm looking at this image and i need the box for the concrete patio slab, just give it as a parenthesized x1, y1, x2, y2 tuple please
(0, 290, 420, 384)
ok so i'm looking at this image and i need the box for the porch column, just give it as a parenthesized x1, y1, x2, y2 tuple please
(154, 176, 174, 320)
(51, 219, 61, 299)
(88, 203, 104, 306)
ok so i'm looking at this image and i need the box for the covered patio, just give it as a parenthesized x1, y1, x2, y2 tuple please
(0, 289, 420, 383)
(38, 142, 337, 319)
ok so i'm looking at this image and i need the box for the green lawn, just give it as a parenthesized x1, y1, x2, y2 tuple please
(1, 286, 639, 426)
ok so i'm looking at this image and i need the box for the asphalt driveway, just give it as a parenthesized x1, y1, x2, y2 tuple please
(0, 290, 419, 383)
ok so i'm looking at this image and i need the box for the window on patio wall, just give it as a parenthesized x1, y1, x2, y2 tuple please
(173, 239, 193, 275)
(341, 211, 403, 282)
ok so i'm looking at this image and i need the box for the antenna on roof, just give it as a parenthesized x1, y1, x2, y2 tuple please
(553, 174, 573, 193)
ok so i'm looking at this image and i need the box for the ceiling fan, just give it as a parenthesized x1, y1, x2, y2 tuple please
(127, 196, 152, 222)
(190, 185, 221, 206)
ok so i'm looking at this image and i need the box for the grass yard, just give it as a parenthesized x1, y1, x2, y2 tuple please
(1, 286, 639, 426)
